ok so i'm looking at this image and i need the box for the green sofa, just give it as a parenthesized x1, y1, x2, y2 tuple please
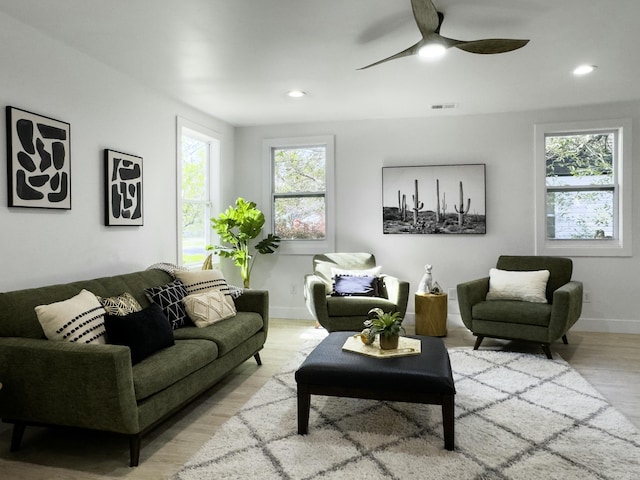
(0, 268, 269, 466)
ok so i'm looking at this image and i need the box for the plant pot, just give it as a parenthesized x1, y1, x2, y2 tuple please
(379, 334, 399, 350)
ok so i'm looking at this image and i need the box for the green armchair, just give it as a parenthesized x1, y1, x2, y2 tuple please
(456, 255, 583, 358)
(304, 253, 409, 332)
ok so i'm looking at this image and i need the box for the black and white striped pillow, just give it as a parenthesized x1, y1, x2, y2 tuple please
(175, 269, 241, 299)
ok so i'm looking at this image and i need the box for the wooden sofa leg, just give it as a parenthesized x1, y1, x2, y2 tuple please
(254, 352, 262, 366)
(541, 344, 553, 359)
(562, 334, 568, 344)
(129, 434, 141, 467)
(10, 422, 26, 452)
(473, 336, 484, 351)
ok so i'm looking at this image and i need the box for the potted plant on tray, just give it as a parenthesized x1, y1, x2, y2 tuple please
(364, 308, 405, 350)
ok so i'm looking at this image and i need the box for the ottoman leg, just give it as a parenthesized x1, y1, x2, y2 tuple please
(442, 395, 455, 450)
(297, 384, 311, 434)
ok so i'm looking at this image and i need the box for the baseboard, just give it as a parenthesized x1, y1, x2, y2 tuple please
(270, 307, 640, 335)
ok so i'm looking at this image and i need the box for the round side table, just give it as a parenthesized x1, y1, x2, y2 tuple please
(415, 293, 448, 336)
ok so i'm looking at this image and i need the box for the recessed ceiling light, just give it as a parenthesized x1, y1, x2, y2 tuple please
(287, 90, 306, 98)
(573, 64, 597, 76)
(418, 43, 447, 59)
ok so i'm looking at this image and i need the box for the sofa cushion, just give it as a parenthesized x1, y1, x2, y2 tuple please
(97, 292, 142, 316)
(144, 279, 191, 330)
(132, 338, 219, 401)
(472, 300, 552, 327)
(326, 296, 398, 317)
(486, 268, 550, 303)
(172, 311, 263, 356)
(104, 303, 175, 364)
(332, 275, 380, 297)
(184, 290, 237, 327)
(35, 289, 107, 344)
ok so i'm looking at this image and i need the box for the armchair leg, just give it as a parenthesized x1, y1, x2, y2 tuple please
(129, 434, 141, 467)
(10, 422, 26, 452)
(473, 336, 484, 351)
(562, 334, 568, 345)
(254, 352, 262, 366)
(541, 344, 553, 359)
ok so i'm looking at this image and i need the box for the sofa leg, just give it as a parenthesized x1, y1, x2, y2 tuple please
(541, 344, 553, 359)
(254, 352, 262, 366)
(473, 336, 484, 351)
(129, 434, 141, 467)
(562, 334, 568, 344)
(10, 422, 26, 452)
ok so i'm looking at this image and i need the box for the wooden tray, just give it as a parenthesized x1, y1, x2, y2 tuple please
(342, 335, 421, 358)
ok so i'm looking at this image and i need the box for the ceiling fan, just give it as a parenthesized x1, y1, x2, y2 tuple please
(358, 0, 529, 70)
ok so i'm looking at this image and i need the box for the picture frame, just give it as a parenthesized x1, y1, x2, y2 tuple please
(6, 106, 71, 209)
(104, 149, 143, 226)
(382, 164, 486, 234)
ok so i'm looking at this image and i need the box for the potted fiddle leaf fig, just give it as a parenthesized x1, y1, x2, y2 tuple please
(364, 308, 405, 350)
(207, 198, 280, 288)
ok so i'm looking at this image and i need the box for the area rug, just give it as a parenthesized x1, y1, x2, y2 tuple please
(174, 340, 640, 480)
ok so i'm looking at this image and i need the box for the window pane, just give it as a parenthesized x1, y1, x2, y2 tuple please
(181, 201, 207, 264)
(274, 196, 325, 240)
(182, 136, 207, 200)
(273, 147, 326, 193)
(545, 133, 613, 187)
(546, 190, 614, 239)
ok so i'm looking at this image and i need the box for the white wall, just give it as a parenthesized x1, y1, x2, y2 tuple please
(235, 102, 640, 334)
(0, 12, 234, 291)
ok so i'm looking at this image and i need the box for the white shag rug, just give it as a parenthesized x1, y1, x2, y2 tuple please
(174, 339, 640, 480)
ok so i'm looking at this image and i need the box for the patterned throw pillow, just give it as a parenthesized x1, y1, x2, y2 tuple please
(97, 292, 142, 316)
(174, 269, 240, 300)
(183, 290, 237, 328)
(332, 275, 380, 297)
(144, 279, 190, 329)
(35, 289, 107, 344)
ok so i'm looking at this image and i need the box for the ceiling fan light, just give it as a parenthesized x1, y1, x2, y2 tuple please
(573, 64, 596, 76)
(418, 43, 446, 59)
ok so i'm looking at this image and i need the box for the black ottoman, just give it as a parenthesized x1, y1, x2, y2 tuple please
(295, 331, 456, 450)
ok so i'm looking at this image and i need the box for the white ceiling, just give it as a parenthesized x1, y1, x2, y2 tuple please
(2, 0, 639, 126)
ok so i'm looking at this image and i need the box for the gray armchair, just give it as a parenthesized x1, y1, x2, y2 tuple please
(304, 253, 409, 332)
(456, 255, 583, 358)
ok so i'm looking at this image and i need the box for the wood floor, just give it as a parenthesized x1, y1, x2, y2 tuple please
(1, 318, 638, 479)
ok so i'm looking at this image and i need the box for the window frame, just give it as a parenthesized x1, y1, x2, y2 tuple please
(263, 135, 335, 255)
(176, 117, 221, 267)
(534, 119, 632, 257)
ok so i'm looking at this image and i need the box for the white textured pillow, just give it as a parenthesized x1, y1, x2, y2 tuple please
(35, 289, 107, 344)
(174, 269, 241, 299)
(183, 290, 237, 328)
(486, 269, 550, 303)
(330, 266, 382, 280)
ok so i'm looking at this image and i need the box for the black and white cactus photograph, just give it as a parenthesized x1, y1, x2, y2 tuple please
(382, 164, 486, 234)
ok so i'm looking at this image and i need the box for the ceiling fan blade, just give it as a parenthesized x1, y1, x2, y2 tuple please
(411, 0, 440, 36)
(357, 42, 421, 70)
(452, 38, 530, 54)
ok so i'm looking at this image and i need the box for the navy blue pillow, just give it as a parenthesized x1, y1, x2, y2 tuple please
(104, 303, 175, 364)
(332, 275, 380, 297)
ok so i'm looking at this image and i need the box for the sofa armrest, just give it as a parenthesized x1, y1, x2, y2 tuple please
(456, 277, 490, 330)
(380, 275, 410, 318)
(0, 337, 139, 434)
(549, 281, 583, 341)
(233, 289, 269, 333)
(304, 274, 329, 325)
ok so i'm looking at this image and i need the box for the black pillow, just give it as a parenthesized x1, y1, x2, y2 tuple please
(104, 303, 175, 364)
(332, 275, 380, 297)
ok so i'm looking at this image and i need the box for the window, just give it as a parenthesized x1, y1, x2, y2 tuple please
(535, 119, 631, 256)
(177, 118, 221, 266)
(263, 136, 335, 255)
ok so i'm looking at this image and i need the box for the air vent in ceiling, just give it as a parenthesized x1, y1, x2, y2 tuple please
(431, 103, 457, 110)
